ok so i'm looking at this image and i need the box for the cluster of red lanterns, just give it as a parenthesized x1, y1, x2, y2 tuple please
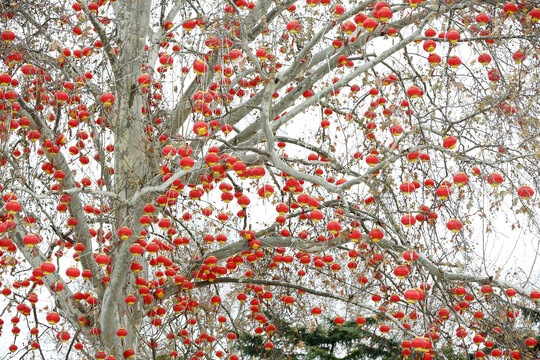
(0, 2, 539, 359)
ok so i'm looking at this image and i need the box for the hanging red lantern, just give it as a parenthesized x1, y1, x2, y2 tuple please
(309, 210, 324, 222)
(95, 253, 110, 267)
(258, 185, 274, 198)
(525, 338, 538, 348)
(193, 59, 208, 75)
(23, 234, 39, 248)
(476, 13, 490, 25)
(517, 185, 534, 199)
(453, 172, 469, 187)
(286, 20, 301, 34)
(402, 250, 418, 262)
(443, 135, 457, 149)
(66, 267, 80, 279)
(327, 221, 341, 234)
(365, 154, 379, 167)
(394, 265, 410, 279)
(193, 121, 208, 136)
(512, 50, 526, 63)
(529, 8, 540, 22)
(446, 219, 463, 233)
(404, 289, 424, 303)
(446, 29, 460, 43)
(448, 55, 462, 68)
(427, 53, 441, 66)
(401, 214, 416, 227)
(407, 86, 422, 98)
(5, 200, 21, 214)
(486, 173, 503, 187)
(137, 74, 151, 87)
(436, 185, 452, 200)
(116, 328, 128, 338)
(400, 182, 416, 195)
(1, 30, 16, 42)
(341, 21, 356, 35)
(423, 39, 436, 52)
(363, 18, 378, 32)
(478, 53, 492, 66)
(41, 262, 56, 274)
(503, 2, 518, 16)
(100, 93, 115, 106)
(369, 228, 384, 242)
(118, 226, 132, 240)
(46, 312, 60, 325)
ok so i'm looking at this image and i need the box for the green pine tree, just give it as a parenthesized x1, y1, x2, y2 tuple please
(236, 315, 402, 360)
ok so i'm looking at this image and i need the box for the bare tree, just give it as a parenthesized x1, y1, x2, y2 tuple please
(0, 0, 539, 359)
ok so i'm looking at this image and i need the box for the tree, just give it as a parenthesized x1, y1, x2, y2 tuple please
(0, 0, 539, 359)
(238, 315, 403, 360)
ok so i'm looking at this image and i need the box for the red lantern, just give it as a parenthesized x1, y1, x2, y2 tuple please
(116, 328, 128, 338)
(286, 20, 301, 34)
(402, 250, 418, 262)
(23, 234, 39, 248)
(446, 219, 463, 233)
(443, 135, 457, 149)
(394, 266, 410, 279)
(95, 254, 110, 267)
(100, 93, 115, 106)
(446, 29, 460, 43)
(448, 55, 462, 68)
(453, 172, 469, 187)
(5, 201, 21, 214)
(478, 53, 492, 66)
(407, 86, 422, 98)
(399, 182, 416, 195)
(341, 21, 356, 35)
(427, 53, 441, 66)
(411, 337, 430, 352)
(365, 154, 379, 167)
(66, 267, 80, 279)
(363, 18, 378, 32)
(309, 210, 324, 222)
(401, 214, 416, 227)
(436, 185, 452, 200)
(512, 50, 526, 63)
(517, 185, 534, 199)
(258, 185, 274, 198)
(326, 221, 341, 234)
(423, 39, 436, 52)
(491, 349, 503, 358)
(193, 59, 208, 74)
(193, 121, 208, 136)
(530, 8, 540, 22)
(476, 13, 490, 25)
(525, 338, 538, 348)
(486, 173, 503, 187)
(46, 312, 60, 325)
(125, 294, 137, 306)
(404, 289, 424, 303)
(41, 262, 56, 275)
(137, 74, 152, 87)
(118, 226, 132, 240)
(369, 228, 384, 242)
(456, 327, 467, 338)
(503, 2, 518, 16)
(1, 30, 16, 42)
